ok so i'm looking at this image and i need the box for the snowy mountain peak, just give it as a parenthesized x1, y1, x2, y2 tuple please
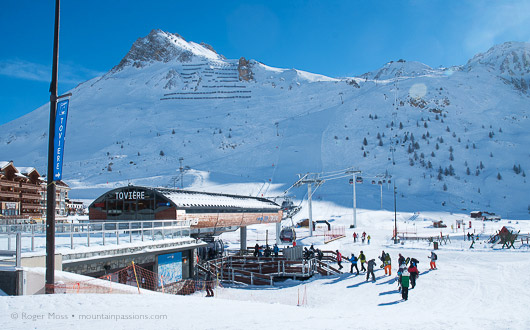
(466, 41, 530, 82)
(360, 60, 440, 81)
(113, 30, 224, 71)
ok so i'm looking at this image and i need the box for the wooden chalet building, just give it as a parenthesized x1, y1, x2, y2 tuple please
(0, 161, 70, 223)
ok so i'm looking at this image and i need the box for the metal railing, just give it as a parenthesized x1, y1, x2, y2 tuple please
(0, 220, 191, 252)
(0, 232, 21, 267)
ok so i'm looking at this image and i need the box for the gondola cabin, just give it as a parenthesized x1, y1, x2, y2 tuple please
(356, 177, 363, 183)
(279, 227, 296, 243)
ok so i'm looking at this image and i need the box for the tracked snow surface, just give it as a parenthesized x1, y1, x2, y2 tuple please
(2, 204, 530, 329)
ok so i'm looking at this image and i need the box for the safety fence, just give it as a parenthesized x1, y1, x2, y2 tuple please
(48, 262, 218, 295)
(322, 226, 346, 243)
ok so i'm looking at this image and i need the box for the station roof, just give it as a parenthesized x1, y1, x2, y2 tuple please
(94, 185, 280, 211)
(153, 187, 280, 210)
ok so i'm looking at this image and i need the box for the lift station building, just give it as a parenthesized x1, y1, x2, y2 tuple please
(89, 185, 283, 241)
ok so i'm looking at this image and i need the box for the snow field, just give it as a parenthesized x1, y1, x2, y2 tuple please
(1, 203, 530, 329)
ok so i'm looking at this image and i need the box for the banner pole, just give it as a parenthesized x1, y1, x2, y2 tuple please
(46, 0, 60, 294)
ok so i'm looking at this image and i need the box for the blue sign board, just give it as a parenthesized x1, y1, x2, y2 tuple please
(157, 252, 183, 285)
(53, 99, 69, 180)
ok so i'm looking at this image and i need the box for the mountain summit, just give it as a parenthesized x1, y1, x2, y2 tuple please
(114, 29, 224, 71)
(465, 41, 530, 93)
(1, 31, 529, 218)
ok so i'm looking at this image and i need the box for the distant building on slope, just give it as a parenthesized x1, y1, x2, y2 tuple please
(0, 161, 70, 223)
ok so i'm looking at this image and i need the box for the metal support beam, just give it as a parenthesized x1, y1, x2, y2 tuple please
(308, 183, 313, 237)
(240, 226, 247, 253)
(275, 222, 281, 245)
(353, 173, 357, 228)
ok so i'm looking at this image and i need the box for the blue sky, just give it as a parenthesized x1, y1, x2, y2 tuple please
(1, 0, 529, 125)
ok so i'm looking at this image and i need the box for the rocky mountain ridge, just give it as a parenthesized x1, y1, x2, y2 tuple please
(1, 31, 529, 218)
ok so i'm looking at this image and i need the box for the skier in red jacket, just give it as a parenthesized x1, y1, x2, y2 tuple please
(336, 250, 343, 270)
(407, 264, 419, 289)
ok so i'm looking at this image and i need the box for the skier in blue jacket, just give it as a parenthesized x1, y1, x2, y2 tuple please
(349, 253, 359, 275)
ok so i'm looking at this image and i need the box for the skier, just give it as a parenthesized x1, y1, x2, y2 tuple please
(401, 269, 410, 300)
(397, 262, 407, 292)
(253, 243, 259, 257)
(336, 250, 343, 270)
(359, 250, 367, 271)
(362, 231, 366, 244)
(349, 253, 359, 275)
(384, 253, 392, 276)
(205, 270, 214, 297)
(429, 251, 437, 270)
(264, 244, 271, 257)
(367, 235, 371, 244)
(317, 248, 323, 261)
(273, 244, 279, 257)
(366, 259, 376, 282)
(398, 253, 405, 266)
(379, 250, 386, 265)
(408, 263, 419, 289)
(353, 232, 358, 243)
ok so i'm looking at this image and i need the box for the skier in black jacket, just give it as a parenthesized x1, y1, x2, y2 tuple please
(366, 259, 377, 282)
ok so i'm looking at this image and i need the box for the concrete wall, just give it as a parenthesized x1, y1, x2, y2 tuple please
(21, 254, 62, 270)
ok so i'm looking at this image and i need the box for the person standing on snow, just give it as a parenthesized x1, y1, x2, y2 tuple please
(401, 269, 410, 300)
(336, 250, 343, 270)
(359, 251, 367, 272)
(362, 231, 366, 244)
(353, 232, 358, 243)
(349, 253, 359, 275)
(253, 243, 259, 257)
(273, 244, 279, 257)
(398, 253, 405, 266)
(397, 262, 407, 292)
(366, 259, 377, 282)
(205, 270, 214, 297)
(367, 235, 371, 244)
(384, 253, 392, 276)
(429, 251, 438, 270)
(408, 263, 419, 289)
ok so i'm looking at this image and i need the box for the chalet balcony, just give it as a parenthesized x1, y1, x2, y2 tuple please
(0, 191, 20, 198)
(0, 181, 19, 188)
(19, 182, 41, 191)
(22, 204, 44, 210)
(21, 193, 42, 201)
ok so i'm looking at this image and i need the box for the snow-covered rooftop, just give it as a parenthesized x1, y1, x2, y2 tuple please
(152, 187, 280, 210)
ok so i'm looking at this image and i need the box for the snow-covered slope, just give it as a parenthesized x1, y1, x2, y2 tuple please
(1, 30, 529, 218)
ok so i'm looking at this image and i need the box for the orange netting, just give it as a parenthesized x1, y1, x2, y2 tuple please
(324, 226, 346, 242)
(50, 262, 219, 295)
